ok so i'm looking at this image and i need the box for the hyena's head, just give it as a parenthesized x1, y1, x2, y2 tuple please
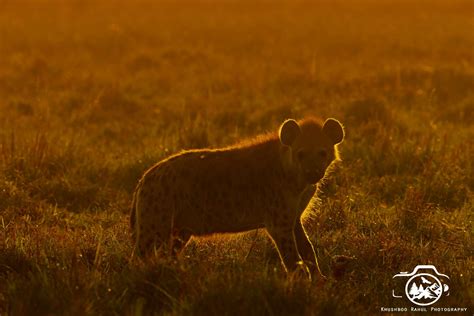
(279, 117, 344, 184)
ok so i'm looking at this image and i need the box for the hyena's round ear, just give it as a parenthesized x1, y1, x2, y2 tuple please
(279, 119, 301, 146)
(323, 118, 344, 144)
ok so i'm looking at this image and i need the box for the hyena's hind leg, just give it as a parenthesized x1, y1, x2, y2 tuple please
(170, 230, 192, 257)
(136, 227, 191, 258)
(133, 210, 190, 258)
(133, 217, 162, 258)
(132, 193, 169, 258)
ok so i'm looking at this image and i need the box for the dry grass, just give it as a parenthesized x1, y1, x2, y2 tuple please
(0, 0, 473, 315)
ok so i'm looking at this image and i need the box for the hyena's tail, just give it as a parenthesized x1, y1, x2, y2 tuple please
(130, 189, 137, 232)
(130, 184, 140, 257)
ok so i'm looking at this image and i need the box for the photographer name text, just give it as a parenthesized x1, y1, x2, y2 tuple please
(380, 306, 468, 313)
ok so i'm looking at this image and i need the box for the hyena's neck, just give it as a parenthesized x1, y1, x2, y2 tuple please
(277, 144, 307, 193)
(229, 136, 305, 193)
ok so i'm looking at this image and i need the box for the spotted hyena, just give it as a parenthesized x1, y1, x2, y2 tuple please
(130, 117, 344, 277)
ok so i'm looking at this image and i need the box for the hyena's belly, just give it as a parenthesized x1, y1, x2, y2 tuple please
(174, 179, 269, 235)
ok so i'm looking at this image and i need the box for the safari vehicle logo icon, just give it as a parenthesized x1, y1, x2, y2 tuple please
(392, 265, 450, 306)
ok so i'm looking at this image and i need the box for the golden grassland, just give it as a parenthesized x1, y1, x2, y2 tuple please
(0, 0, 473, 315)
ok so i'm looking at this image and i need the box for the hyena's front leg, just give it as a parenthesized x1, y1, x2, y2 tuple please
(266, 224, 304, 273)
(294, 184, 326, 279)
(294, 220, 325, 279)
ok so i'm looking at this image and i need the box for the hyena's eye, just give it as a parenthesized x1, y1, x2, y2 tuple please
(318, 149, 327, 159)
(297, 149, 307, 161)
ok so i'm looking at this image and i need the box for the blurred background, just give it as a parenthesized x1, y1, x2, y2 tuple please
(0, 0, 472, 314)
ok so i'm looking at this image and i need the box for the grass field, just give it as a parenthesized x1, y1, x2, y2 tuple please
(0, 0, 473, 315)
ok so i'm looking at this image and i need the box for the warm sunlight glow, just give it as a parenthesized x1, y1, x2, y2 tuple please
(0, 0, 472, 314)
